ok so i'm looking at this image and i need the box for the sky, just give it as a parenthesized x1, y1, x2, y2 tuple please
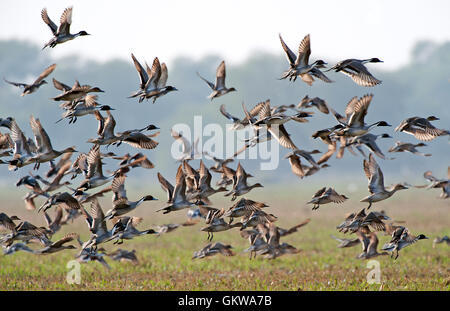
(0, 0, 449, 70)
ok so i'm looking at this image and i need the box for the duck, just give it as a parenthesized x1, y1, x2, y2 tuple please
(388, 141, 431, 157)
(103, 173, 157, 220)
(4, 64, 56, 96)
(420, 168, 449, 199)
(75, 145, 116, 192)
(34, 233, 79, 255)
(394, 116, 449, 141)
(255, 222, 300, 259)
(284, 149, 321, 179)
(6, 119, 36, 171)
(0, 213, 21, 232)
(10, 116, 77, 170)
(43, 205, 64, 236)
(38, 191, 81, 213)
(197, 60, 236, 100)
(357, 232, 388, 259)
(381, 226, 428, 259)
(129, 55, 177, 103)
(41, 7, 90, 49)
(240, 210, 277, 230)
(78, 199, 114, 247)
(1, 220, 52, 247)
(346, 133, 392, 159)
(191, 160, 228, 201)
(192, 242, 235, 259)
(307, 187, 348, 210)
(330, 235, 360, 248)
(201, 210, 242, 241)
(45, 150, 73, 178)
(224, 198, 268, 224)
(156, 165, 199, 214)
(331, 94, 391, 138)
(433, 236, 449, 248)
(2, 242, 35, 255)
(171, 129, 201, 161)
(297, 95, 330, 114)
(107, 216, 156, 244)
(278, 33, 333, 85)
(360, 153, 408, 208)
(57, 100, 114, 124)
(326, 58, 383, 87)
(52, 83, 104, 102)
(33, 161, 72, 193)
(337, 208, 387, 234)
(106, 249, 139, 264)
(224, 162, 263, 201)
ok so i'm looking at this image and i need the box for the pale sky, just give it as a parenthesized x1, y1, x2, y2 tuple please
(0, 0, 449, 70)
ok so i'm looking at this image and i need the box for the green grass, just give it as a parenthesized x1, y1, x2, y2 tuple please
(0, 187, 449, 290)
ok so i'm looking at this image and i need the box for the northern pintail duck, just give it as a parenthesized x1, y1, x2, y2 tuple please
(76, 246, 111, 269)
(330, 235, 360, 248)
(191, 160, 228, 201)
(112, 152, 155, 170)
(129, 54, 178, 103)
(6, 118, 36, 170)
(357, 231, 388, 259)
(34, 233, 79, 255)
(2, 242, 35, 255)
(337, 208, 388, 234)
(170, 129, 201, 161)
(388, 141, 431, 157)
(420, 168, 449, 199)
(197, 60, 236, 100)
(43, 205, 64, 236)
(75, 145, 116, 192)
(103, 173, 157, 220)
(346, 133, 392, 160)
(57, 98, 114, 124)
(156, 165, 199, 214)
(52, 83, 104, 102)
(432, 236, 449, 248)
(1, 220, 52, 247)
(192, 242, 235, 259)
(107, 216, 156, 244)
(307, 187, 348, 210)
(224, 162, 263, 201)
(45, 150, 73, 178)
(78, 199, 114, 246)
(255, 222, 300, 259)
(224, 198, 268, 224)
(297, 95, 330, 114)
(240, 210, 277, 231)
(106, 249, 139, 264)
(326, 58, 383, 87)
(10, 116, 77, 170)
(279, 33, 332, 85)
(201, 209, 242, 241)
(0, 213, 21, 232)
(360, 153, 408, 208)
(381, 226, 428, 259)
(284, 149, 321, 179)
(38, 191, 81, 213)
(4, 64, 56, 96)
(41, 7, 90, 49)
(394, 116, 449, 141)
(33, 161, 72, 193)
(331, 94, 391, 138)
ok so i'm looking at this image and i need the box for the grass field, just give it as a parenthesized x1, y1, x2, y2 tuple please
(0, 185, 449, 291)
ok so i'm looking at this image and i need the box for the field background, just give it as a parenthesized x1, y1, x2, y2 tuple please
(1, 183, 448, 291)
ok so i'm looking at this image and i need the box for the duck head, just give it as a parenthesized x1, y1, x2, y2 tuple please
(369, 58, 383, 63)
(143, 195, 157, 201)
(416, 234, 429, 240)
(375, 121, 391, 127)
(78, 31, 90, 36)
(99, 105, 115, 111)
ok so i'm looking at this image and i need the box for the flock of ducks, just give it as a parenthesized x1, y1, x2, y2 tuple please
(0, 7, 449, 271)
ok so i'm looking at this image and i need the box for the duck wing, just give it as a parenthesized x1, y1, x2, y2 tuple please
(278, 34, 296, 67)
(33, 64, 57, 85)
(130, 53, 149, 90)
(30, 115, 53, 154)
(41, 8, 58, 35)
(294, 34, 311, 67)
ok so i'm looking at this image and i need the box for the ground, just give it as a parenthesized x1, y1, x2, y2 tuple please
(0, 185, 449, 291)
